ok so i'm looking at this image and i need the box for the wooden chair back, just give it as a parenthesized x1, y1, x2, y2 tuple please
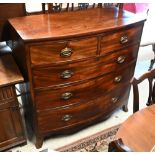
(131, 68, 155, 113)
(42, 3, 123, 13)
(108, 138, 133, 152)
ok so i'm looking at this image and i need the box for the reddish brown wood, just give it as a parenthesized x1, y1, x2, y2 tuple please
(30, 37, 97, 66)
(37, 86, 130, 134)
(7, 8, 145, 148)
(0, 3, 26, 41)
(35, 75, 131, 110)
(0, 54, 24, 87)
(0, 55, 26, 151)
(116, 104, 155, 152)
(32, 56, 136, 89)
(100, 25, 143, 55)
(8, 8, 145, 42)
(108, 138, 133, 152)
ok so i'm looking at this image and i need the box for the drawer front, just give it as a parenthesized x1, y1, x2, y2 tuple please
(35, 62, 135, 110)
(37, 85, 130, 133)
(30, 37, 97, 66)
(32, 45, 138, 89)
(32, 59, 114, 89)
(100, 25, 143, 55)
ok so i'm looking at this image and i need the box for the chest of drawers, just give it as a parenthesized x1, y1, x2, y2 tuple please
(7, 8, 145, 148)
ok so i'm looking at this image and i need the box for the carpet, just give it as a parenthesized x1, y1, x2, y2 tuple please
(56, 124, 120, 152)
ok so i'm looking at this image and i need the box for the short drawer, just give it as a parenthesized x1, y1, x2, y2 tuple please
(30, 37, 97, 66)
(100, 25, 143, 55)
(34, 62, 135, 110)
(37, 84, 130, 133)
(32, 45, 138, 89)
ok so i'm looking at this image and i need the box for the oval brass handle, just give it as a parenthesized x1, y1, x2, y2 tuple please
(60, 70, 74, 79)
(114, 76, 122, 83)
(111, 97, 118, 103)
(60, 47, 73, 57)
(61, 92, 73, 100)
(62, 114, 72, 122)
(120, 36, 128, 44)
(117, 56, 126, 64)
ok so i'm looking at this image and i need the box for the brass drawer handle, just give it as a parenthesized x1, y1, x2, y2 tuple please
(117, 56, 126, 64)
(114, 76, 122, 83)
(62, 114, 72, 122)
(111, 97, 118, 103)
(60, 47, 73, 57)
(61, 92, 73, 100)
(120, 36, 128, 44)
(60, 70, 74, 79)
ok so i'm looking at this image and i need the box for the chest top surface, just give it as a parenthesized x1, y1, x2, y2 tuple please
(8, 7, 146, 42)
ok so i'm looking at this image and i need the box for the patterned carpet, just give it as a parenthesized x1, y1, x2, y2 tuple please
(56, 124, 120, 152)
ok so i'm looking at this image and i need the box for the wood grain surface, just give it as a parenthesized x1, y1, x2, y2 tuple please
(8, 8, 145, 41)
(0, 54, 23, 87)
(116, 105, 155, 152)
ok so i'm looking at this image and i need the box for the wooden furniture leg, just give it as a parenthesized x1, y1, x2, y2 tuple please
(147, 77, 153, 106)
(148, 44, 155, 71)
(152, 81, 155, 103)
(122, 104, 128, 112)
(35, 136, 44, 149)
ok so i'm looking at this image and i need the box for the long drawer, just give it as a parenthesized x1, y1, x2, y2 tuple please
(29, 37, 97, 66)
(32, 45, 138, 89)
(34, 62, 135, 110)
(100, 24, 143, 55)
(37, 84, 130, 134)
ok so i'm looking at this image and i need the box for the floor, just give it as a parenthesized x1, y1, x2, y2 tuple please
(9, 44, 154, 152)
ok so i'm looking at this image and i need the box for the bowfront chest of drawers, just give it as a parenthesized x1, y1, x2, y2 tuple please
(7, 8, 146, 148)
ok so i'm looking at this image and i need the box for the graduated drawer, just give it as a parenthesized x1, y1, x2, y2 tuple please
(32, 45, 138, 89)
(100, 24, 143, 55)
(29, 37, 97, 66)
(34, 62, 135, 110)
(37, 84, 130, 133)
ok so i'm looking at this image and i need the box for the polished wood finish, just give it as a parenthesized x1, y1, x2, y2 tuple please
(37, 85, 130, 133)
(0, 4, 26, 41)
(115, 105, 155, 152)
(32, 52, 137, 89)
(0, 54, 24, 87)
(100, 25, 143, 55)
(0, 55, 26, 151)
(7, 8, 145, 148)
(108, 138, 133, 152)
(8, 8, 144, 41)
(30, 37, 97, 66)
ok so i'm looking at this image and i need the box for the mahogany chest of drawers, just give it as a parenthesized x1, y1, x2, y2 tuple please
(7, 7, 145, 148)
